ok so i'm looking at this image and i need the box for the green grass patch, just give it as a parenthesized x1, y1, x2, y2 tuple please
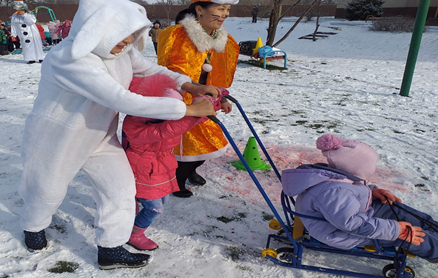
(48, 261, 79, 274)
(262, 212, 274, 221)
(225, 246, 242, 262)
(217, 212, 247, 223)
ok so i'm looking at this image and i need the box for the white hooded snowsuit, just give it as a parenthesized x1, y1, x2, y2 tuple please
(10, 12, 45, 62)
(18, 0, 190, 247)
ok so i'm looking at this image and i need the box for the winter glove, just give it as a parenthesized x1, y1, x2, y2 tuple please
(398, 221, 425, 246)
(372, 188, 402, 204)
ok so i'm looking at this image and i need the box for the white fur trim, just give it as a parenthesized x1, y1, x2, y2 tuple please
(175, 144, 229, 161)
(180, 15, 228, 53)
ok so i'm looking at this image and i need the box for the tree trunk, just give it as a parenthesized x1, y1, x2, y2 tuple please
(266, 0, 281, 46)
(312, 14, 320, 41)
(273, 0, 319, 47)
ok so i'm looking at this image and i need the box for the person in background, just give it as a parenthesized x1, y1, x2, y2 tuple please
(36, 23, 47, 46)
(6, 22, 21, 50)
(149, 20, 163, 54)
(283, 134, 438, 263)
(122, 74, 208, 250)
(18, 0, 218, 270)
(251, 5, 259, 23)
(10, 1, 44, 63)
(2, 21, 16, 53)
(57, 19, 72, 39)
(157, 0, 240, 198)
(47, 21, 60, 45)
(44, 31, 52, 45)
(0, 22, 10, 55)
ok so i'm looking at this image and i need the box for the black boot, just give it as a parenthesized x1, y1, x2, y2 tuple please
(172, 189, 193, 198)
(27, 61, 36, 64)
(97, 245, 150, 270)
(188, 172, 206, 186)
(24, 230, 47, 251)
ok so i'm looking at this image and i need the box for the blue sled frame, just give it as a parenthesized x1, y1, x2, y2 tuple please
(208, 95, 414, 278)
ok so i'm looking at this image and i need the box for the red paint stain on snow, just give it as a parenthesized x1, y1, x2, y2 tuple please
(204, 142, 414, 206)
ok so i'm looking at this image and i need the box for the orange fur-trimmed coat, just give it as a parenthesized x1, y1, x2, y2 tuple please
(157, 14, 239, 161)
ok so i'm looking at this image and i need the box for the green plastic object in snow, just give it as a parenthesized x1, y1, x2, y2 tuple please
(231, 137, 271, 171)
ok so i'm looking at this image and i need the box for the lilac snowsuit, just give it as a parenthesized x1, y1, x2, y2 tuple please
(282, 165, 438, 262)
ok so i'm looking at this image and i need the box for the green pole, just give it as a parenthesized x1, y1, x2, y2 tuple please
(399, 0, 430, 97)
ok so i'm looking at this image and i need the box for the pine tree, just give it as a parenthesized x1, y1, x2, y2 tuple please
(345, 0, 384, 21)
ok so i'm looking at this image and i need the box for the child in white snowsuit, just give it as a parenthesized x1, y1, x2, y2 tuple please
(18, 0, 218, 270)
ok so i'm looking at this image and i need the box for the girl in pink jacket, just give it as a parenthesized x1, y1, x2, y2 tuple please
(122, 74, 207, 250)
(47, 21, 60, 44)
(57, 20, 72, 39)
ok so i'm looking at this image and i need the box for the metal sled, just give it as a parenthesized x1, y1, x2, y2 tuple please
(208, 95, 415, 278)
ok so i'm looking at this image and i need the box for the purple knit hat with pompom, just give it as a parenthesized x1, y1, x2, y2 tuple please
(316, 134, 378, 180)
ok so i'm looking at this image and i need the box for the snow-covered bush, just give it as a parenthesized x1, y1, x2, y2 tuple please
(345, 0, 384, 21)
(370, 17, 418, 33)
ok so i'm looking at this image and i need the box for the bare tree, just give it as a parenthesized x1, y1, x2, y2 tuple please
(156, 0, 176, 26)
(266, 0, 319, 47)
(311, 0, 334, 41)
(1, 0, 80, 6)
(0, 0, 15, 8)
(174, 0, 190, 5)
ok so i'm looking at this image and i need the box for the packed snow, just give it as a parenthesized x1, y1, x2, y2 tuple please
(0, 16, 437, 277)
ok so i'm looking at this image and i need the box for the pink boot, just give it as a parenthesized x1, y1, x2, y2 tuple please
(128, 226, 158, 251)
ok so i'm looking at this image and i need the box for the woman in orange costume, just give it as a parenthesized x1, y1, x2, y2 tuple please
(158, 0, 239, 198)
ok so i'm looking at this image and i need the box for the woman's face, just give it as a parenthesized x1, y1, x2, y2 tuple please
(196, 4, 231, 34)
(110, 34, 134, 54)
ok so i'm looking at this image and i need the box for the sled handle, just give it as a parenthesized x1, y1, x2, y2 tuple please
(207, 115, 219, 123)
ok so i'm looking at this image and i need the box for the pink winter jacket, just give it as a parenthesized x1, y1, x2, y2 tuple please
(123, 115, 206, 199)
(58, 22, 71, 39)
(48, 23, 59, 40)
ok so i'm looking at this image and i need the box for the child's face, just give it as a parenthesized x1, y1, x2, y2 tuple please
(18, 10, 26, 15)
(110, 34, 134, 54)
(154, 23, 160, 28)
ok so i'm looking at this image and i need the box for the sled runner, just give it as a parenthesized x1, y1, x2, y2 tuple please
(209, 95, 415, 278)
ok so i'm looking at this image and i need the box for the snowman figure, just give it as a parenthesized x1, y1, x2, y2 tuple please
(10, 0, 45, 64)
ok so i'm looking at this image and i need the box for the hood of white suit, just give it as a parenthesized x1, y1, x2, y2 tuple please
(68, 0, 151, 60)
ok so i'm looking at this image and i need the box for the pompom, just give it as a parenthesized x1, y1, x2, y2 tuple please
(202, 63, 213, 72)
(316, 134, 343, 151)
(129, 74, 177, 97)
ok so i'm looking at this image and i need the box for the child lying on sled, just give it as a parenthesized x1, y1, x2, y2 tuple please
(282, 134, 438, 262)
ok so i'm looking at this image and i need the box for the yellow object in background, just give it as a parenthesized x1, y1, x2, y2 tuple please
(253, 37, 263, 54)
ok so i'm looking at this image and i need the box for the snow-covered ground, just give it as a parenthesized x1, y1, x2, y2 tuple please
(0, 16, 437, 277)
